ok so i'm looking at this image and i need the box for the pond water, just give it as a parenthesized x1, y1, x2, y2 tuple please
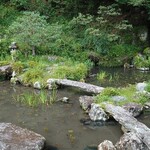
(0, 67, 150, 150)
(87, 67, 150, 87)
(0, 81, 123, 150)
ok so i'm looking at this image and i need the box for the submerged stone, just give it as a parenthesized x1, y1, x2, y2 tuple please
(0, 123, 45, 150)
(80, 118, 117, 127)
(98, 140, 116, 150)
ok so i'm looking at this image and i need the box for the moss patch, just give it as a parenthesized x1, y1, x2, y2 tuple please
(15, 55, 89, 87)
(95, 85, 150, 106)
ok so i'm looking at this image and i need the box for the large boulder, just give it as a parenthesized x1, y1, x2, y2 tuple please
(115, 132, 149, 150)
(0, 65, 12, 78)
(98, 140, 116, 150)
(79, 96, 94, 111)
(122, 103, 143, 117)
(89, 103, 109, 121)
(0, 123, 45, 150)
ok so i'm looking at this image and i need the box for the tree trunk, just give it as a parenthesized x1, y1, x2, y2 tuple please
(32, 46, 36, 56)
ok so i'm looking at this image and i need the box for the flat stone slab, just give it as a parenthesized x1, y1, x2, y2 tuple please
(47, 79, 104, 94)
(105, 104, 150, 149)
(0, 123, 45, 150)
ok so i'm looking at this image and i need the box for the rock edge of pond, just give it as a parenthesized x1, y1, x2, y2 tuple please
(0, 122, 45, 150)
(79, 96, 150, 150)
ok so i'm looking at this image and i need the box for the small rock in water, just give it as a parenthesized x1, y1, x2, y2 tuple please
(62, 97, 69, 103)
(56, 97, 69, 103)
(98, 140, 116, 150)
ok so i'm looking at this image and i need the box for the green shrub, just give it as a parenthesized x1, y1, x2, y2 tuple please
(109, 44, 139, 58)
(69, 4, 132, 55)
(143, 47, 150, 56)
(101, 87, 120, 96)
(27, 61, 38, 68)
(0, 38, 11, 58)
(95, 87, 120, 104)
(95, 95, 112, 104)
(48, 63, 88, 81)
(133, 54, 149, 68)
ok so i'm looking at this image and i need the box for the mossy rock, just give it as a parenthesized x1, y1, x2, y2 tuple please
(0, 61, 10, 66)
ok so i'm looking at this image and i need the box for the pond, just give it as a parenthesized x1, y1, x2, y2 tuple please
(0, 67, 150, 150)
(0, 81, 122, 150)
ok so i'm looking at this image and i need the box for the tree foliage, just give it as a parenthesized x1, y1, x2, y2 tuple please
(69, 4, 132, 54)
(8, 11, 49, 55)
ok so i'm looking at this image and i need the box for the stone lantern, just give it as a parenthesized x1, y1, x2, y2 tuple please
(9, 42, 18, 61)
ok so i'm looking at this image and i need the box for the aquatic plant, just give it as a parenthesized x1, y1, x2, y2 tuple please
(13, 89, 57, 107)
(113, 73, 120, 81)
(49, 88, 57, 105)
(97, 71, 108, 82)
(67, 130, 76, 144)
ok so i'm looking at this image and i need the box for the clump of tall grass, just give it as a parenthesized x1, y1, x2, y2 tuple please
(13, 89, 57, 107)
(97, 71, 108, 82)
